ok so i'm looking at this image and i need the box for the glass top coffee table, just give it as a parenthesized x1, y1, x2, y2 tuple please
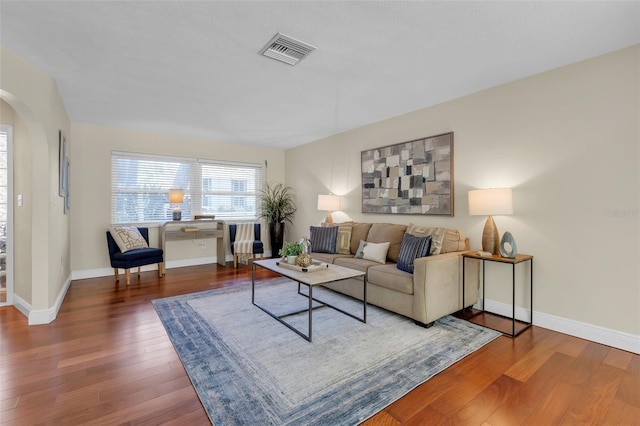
(252, 258, 367, 342)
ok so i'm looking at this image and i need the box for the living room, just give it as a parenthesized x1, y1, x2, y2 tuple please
(0, 1, 638, 423)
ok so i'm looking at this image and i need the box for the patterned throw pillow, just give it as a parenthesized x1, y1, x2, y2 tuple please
(109, 226, 148, 253)
(396, 234, 432, 273)
(310, 225, 338, 254)
(335, 224, 353, 255)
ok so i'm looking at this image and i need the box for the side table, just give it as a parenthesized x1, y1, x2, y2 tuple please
(462, 252, 533, 337)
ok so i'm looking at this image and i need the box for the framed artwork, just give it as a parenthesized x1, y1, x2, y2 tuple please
(64, 158, 70, 214)
(361, 132, 454, 215)
(59, 130, 66, 196)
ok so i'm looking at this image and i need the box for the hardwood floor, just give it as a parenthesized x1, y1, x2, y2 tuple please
(1, 263, 638, 425)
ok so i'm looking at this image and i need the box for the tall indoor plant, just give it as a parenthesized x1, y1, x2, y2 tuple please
(257, 182, 297, 257)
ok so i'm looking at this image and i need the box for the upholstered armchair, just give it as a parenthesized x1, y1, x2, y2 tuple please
(229, 223, 264, 268)
(106, 227, 164, 285)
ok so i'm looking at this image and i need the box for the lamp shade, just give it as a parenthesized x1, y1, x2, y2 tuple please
(468, 188, 513, 216)
(168, 188, 184, 204)
(317, 194, 340, 212)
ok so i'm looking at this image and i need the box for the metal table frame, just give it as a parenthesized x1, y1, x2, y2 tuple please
(251, 260, 366, 342)
(462, 253, 533, 337)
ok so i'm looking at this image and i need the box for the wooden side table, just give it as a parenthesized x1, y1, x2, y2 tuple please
(462, 252, 534, 337)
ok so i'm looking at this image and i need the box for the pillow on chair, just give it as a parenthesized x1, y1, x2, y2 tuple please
(109, 226, 149, 253)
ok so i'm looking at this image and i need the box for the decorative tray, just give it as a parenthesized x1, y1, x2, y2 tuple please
(275, 260, 329, 273)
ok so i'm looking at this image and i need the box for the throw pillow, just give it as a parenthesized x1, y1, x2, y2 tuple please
(397, 234, 432, 273)
(354, 240, 390, 264)
(321, 222, 353, 255)
(441, 229, 467, 253)
(353, 239, 367, 259)
(310, 225, 338, 254)
(335, 223, 353, 255)
(406, 224, 445, 255)
(109, 226, 148, 253)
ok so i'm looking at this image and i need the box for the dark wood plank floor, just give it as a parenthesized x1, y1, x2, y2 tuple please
(1, 262, 638, 425)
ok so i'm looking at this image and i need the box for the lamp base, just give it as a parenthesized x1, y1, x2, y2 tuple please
(482, 216, 500, 255)
(172, 209, 182, 221)
(324, 212, 334, 224)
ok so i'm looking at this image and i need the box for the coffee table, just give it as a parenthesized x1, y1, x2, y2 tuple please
(251, 258, 367, 342)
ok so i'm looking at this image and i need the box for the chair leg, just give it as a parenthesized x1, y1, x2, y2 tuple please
(138, 266, 141, 276)
(233, 254, 238, 268)
(114, 268, 119, 282)
(158, 262, 164, 277)
(125, 269, 131, 286)
(259, 253, 264, 260)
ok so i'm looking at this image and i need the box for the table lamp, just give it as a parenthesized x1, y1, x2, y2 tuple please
(468, 188, 513, 254)
(169, 188, 184, 221)
(317, 194, 340, 224)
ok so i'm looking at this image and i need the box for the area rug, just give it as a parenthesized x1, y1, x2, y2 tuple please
(152, 278, 500, 425)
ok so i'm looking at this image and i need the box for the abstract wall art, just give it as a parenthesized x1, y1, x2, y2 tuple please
(361, 132, 453, 215)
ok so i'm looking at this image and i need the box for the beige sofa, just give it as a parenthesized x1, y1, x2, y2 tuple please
(311, 222, 480, 327)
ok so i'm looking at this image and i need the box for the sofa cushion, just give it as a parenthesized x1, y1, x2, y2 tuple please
(350, 222, 372, 254)
(109, 226, 148, 253)
(396, 234, 432, 273)
(368, 264, 414, 295)
(366, 223, 407, 262)
(311, 252, 353, 264)
(334, 256, 384, 273)
(310, 225, 338, 253)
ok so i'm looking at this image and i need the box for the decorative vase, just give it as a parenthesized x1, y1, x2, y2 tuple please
(499, 231, 518, 258)
(269, 221, 285, 258)
(287, 255, 297, 265)
(299, 236, 312, 254)
(296, 253, 312, 267)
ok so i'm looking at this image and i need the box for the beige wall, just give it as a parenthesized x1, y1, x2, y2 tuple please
(70, 123, 285, 273)
(0, 45, 71, 312)
(286, 45, 640, 336)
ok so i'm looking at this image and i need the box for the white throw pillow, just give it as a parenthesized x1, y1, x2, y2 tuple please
(110, 226, 148, 253)
(358, 241, 390, 264)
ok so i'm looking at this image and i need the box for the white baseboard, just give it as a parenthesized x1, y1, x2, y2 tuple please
(71, 253, 250, 281)
(12, 293, 30, 319)
(478, 298, 640, 354)
(15, 273, 73, 325)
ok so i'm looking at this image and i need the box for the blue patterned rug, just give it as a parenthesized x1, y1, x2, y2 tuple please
(152, 278, 500, 425)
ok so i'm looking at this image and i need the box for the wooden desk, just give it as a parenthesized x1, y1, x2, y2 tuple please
(160, 220, 226, 272)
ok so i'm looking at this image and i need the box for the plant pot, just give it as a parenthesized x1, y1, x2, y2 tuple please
(269, 221, 285, 257)
(287, 255, 297, 265)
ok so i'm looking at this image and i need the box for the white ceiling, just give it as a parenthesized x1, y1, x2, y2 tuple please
(1, 1, 638, 148)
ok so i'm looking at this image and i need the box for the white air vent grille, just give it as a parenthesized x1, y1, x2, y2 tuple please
(259, 33, 317, 66)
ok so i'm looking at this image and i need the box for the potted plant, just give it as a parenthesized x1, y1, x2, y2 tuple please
(279, 241, 304, 264)
(257, 182, 297, 257)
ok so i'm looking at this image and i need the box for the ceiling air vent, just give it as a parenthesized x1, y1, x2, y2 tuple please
(259, 33, 317, 66)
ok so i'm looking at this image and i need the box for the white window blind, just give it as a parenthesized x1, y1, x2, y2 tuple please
(111, 152, 262, 224)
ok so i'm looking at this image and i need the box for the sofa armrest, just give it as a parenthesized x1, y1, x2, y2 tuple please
(411, 252, 480, 324)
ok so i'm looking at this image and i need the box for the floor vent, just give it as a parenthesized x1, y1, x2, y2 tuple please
(258, 33, 316, 66)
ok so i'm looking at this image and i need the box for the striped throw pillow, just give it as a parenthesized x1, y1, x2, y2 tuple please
(310, 226, 338, 254)
(396, 233, 432, 273)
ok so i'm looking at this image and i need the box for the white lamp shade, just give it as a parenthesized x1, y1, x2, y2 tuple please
(317, 194, 340, 211)
(468, 188, 513, 216)
(169, 188, 184, 204)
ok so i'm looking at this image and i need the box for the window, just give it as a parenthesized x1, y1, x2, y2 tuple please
(111, 152, 262, 224)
